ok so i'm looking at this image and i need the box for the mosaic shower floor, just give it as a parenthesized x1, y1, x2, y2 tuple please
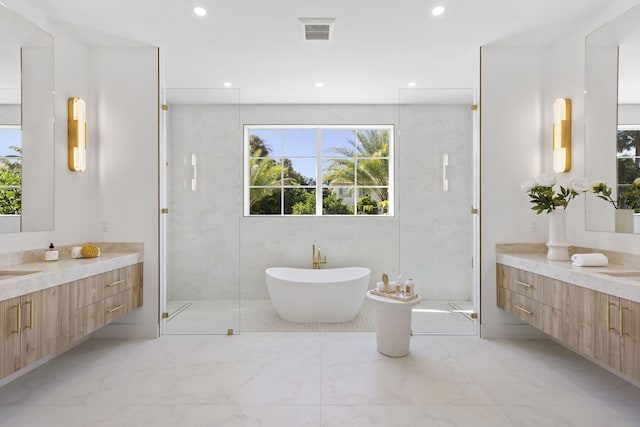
(165, 299, 475, 335)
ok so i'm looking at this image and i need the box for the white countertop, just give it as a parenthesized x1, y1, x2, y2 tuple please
(497, 252, 640, 303)
(0, 252, 143, 301)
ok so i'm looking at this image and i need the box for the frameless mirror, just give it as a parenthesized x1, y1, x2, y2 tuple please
(0, 5, 54, 233)
(585, 3, 640, 234)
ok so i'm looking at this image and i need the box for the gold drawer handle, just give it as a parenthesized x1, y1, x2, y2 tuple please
(107, 304, 125, 313)
(23, 300, 33, 330)
(515, 305, 533, 315)
(105, 279, 125, 288)
(620, 306, 630, 337)
(10, 304, 21, 335)
(514, 280, 532, 288)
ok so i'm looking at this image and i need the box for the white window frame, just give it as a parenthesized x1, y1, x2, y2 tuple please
(243, 124, 394, 216)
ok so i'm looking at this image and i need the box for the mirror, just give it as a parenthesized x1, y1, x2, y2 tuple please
(0, 5, 54, 233)
(585, 3, 640, 234)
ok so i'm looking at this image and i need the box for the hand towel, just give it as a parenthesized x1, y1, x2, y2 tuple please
(571, 253, 608, 267)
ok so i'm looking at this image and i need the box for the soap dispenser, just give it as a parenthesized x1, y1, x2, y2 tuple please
(45, 243, 59, 262)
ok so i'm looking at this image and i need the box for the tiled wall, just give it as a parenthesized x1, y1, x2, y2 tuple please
(167, 103, 473, 301)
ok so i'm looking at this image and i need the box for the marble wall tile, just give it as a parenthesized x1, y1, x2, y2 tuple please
(167, 103, 473, 302)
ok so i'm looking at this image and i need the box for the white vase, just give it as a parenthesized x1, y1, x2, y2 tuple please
(546, 209, 570, 261)
(615, 208, 634, 233)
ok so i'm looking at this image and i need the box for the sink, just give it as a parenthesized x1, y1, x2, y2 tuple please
(0, 270, 40, 281)
(600, 271, 640, 282)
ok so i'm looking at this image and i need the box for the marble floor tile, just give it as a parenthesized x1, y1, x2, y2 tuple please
(0, 334, 639, 426)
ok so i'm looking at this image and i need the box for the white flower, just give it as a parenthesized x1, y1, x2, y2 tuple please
(520, 180, 537, 192)
(568, 177, 589, 193)
(536, 173, 556, 187)
(634, 177, 640, 186)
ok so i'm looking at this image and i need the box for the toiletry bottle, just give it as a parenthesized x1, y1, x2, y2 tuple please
(45, 243, 59, 262)
(405, 278, 414, 295)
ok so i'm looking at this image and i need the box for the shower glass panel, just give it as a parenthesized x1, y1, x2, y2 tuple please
(164, 88, 241, 334)
(398, 88, 478, 335)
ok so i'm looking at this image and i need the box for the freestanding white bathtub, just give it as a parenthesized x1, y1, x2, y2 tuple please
(265, 267, 371, 323)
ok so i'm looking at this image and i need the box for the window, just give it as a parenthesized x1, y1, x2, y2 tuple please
(0, 126, 22, 215)
(617, 126, 640, 202)
(244, 125, 393, 216)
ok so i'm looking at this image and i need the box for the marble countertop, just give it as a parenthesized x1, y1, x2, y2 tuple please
(497, 252, 640, 303)
(0, 251, 143, 301)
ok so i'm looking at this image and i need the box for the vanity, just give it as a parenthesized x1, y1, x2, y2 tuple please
(0, 244, 143, 380)
(496, 244, 640, 383)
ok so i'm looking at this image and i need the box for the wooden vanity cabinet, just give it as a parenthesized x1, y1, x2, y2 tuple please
(0, 287, 62, 378)
(497, 263, 640, 382)
(1, 262, 143, 381)
(496, 264, 563, 340)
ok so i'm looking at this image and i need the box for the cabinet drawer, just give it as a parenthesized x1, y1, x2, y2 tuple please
(497, 265, 543, 301)
(104, 290, 131, 324)
(102, 267, 132, 299)
(512, 292, 544, 330)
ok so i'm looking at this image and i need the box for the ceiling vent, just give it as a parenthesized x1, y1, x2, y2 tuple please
(299, 18, 335, 42)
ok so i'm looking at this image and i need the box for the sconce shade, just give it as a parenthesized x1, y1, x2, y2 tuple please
(552, 98, 571, 173)
(68, 97, 86, 172)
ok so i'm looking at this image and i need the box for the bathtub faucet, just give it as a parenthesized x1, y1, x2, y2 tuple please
(312, 244, 327, 269)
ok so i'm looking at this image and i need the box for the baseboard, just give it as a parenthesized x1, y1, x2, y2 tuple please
(91, 322, 159, 339)
(480, 323, 547, 339)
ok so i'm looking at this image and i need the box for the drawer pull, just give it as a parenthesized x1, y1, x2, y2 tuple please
(620, 306, 630, 337)
(107, 304, 125, 313)
(515, 305, 533, 315)
(514, 280, 532, 288)
(105, 279, 125, 288)
(23, 300, 33, 330)
(607, 301, 617, 331)
(10, 304, 21, 335)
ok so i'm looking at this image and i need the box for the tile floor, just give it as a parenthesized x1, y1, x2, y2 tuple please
(0, 334, 639, 426)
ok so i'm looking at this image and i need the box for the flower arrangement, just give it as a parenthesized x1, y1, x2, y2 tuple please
(521, 174, 589, 214)
(591, 178, 640, 211)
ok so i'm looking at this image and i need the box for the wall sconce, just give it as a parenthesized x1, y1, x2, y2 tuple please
(68, 97, 86, 172)
(552, 98, 571, 173)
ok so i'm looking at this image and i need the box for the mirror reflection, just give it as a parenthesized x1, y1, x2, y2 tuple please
(585, 3, 640, 233)
(0, 5, 54, 233)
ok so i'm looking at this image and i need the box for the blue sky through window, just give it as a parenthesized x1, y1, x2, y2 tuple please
(249, 127, 357, 181)
(0, 129, 21, 157)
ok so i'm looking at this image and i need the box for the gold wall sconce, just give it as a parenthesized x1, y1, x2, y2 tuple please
(68, 97, 86, 172)
(552, 98, 571, 173)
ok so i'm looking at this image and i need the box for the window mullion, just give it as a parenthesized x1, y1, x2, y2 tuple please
(316, 128, 322, 215)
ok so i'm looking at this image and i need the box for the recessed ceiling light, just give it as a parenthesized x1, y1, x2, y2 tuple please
(408, 82, 417, 88)
(193, 6, 207, 17)
(315, 82, 324, 88)
(432, 6, 445, 16)
(223, 82, 232, 88)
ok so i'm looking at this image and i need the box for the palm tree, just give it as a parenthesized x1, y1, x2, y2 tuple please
(323, 129, 389, 203)
(248, 136, 297, 212)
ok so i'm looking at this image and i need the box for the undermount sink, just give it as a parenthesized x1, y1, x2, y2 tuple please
(0, 270, 40, 281)
(600, 271, 640, 282)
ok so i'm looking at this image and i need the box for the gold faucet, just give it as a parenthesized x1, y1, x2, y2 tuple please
(312, 244, 327, 269)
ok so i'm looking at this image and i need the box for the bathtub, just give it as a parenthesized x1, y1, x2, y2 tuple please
(265, 267, 371, 323)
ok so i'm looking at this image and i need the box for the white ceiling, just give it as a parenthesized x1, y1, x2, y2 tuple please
(21, 0, 629, 103)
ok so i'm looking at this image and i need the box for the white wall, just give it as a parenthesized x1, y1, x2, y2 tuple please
(480, 47, 549, 338)
(89, 47, 159, 338)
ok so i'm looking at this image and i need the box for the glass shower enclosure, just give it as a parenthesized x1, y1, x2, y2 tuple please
(161, 88, 241, 334)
